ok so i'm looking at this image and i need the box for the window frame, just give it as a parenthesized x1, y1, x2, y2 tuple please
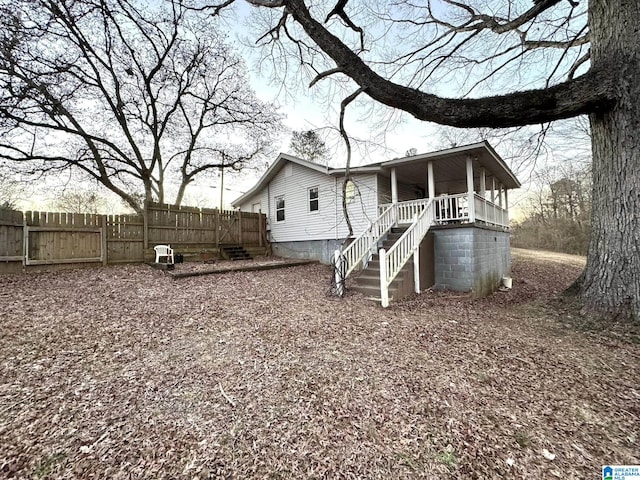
(275, 195, 285, 222)
(308, 186, 319, 213)
(345, 180, 356, 204)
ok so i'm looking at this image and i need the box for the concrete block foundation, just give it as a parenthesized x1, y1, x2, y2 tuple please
(434, 225, 510, 297)
(272, 224, 511, 299)
(271, 239, 344, 265)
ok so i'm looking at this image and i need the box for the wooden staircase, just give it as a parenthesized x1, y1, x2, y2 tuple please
(220, 245, 253, 261)
(351, 227, 413, 300)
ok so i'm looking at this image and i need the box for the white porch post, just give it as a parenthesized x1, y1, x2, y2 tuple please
(466, 156, 475, 223)
(479, 168, 486, 222)
(391, 167, 398, 204)
(504, 188, 509, 225)
(427, 161, 435, 198)
(412, 212, 420, 293)
(491, 177, 496, 203)
(379, 248, 389, 307)
(498, 183, 503, 208)
(413, 247, 421, 293)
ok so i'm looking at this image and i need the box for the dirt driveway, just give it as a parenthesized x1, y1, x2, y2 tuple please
(1, 250, 638, 479)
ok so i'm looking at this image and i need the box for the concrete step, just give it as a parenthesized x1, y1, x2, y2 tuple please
(366, 259, 380, 269)
(351, 283, 400, 301)
(350, 284, 379, 297)
(353, 266, 410, 290)
(354, 274, 380, 287)
(350, 225, 412, 304)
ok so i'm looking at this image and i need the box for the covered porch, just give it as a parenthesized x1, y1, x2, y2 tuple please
(335, 142, 520, 306)
(377, 142, 519, 229)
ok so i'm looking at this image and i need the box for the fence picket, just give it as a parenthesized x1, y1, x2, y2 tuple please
(0, 202, 266, 272)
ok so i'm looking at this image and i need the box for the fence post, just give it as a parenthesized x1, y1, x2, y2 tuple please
(258, 211, 263, 247)
(22, 212, 27, 267)
(143, 200, 149, 250)
(101, 215, 108, 266)
(215, 208, 220, 248)
(379, 248, 388, 307)
(238, 210, 243, 245)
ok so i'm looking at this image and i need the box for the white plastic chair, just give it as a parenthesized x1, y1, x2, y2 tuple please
(154, 244, 174, 264)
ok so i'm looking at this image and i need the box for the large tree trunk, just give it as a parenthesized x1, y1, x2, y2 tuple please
(582, 0, 640, 319)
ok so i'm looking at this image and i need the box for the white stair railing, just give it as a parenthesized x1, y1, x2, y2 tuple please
(395, 199, 431, 224)
(379, 199, 435, 307)
(334, 203, 397, 295)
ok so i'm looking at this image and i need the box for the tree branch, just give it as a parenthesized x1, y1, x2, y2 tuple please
(309, 67, 343, 88)
(324, 0, 364, 52)
(279, 0, 614, 128)
(339, 87, 365, 238)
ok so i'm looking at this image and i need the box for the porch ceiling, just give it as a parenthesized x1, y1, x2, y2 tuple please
(381, 141, 520, 194)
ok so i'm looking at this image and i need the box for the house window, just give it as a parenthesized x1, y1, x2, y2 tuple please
(275, 196, 285, 222)
(309, 186, 319, 212)
(345, 180, 355, 204)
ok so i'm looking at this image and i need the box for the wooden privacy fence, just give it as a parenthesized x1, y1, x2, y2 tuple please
(0, 202, 267, 273)
(0, 209, 24, 273)
(144, 202, 264, 248)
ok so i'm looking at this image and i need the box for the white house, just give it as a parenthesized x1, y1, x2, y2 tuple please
(233, 141, 520, 305)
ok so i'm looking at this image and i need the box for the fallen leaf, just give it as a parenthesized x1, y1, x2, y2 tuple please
(542, 449, 556, 461)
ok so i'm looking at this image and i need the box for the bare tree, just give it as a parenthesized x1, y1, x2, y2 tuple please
(203, 0, 639, 320)
(513, 163, 591, 255)
(51, 188, 111, 214)
(0, 165, 25, 209)
(289, 130, 329, 165)
(0, 0, 283, 214)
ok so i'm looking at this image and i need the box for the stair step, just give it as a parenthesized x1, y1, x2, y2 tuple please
(354, 275, 380, 287)
(345, 224, 418, 304)
(351, 284, 380, 296)
(366, 260, 379, 269)
(221, 245, 253, 261)
(351, 283, 400, 298)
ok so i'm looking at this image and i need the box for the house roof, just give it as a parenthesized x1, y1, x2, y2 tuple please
(232, 153, 329, 206)
(378, 141, 521, 192)
(232, 141, 520, 206)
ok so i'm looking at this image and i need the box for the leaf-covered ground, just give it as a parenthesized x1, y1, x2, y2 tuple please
(1, 249, 638, 479)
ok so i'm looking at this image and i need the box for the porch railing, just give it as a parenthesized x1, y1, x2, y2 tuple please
(473, 194, 508, 227)
(334, 203, 397, 295)
(433, 193, 469, 223)
(336, 194, 508, 301)
(415, 193, 508, 227)
(379, 199, 435, 307)
(379, 199, 431, 224)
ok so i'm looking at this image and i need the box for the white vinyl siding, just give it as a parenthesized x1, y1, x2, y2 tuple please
(275, 196, 285, 222)
(267, 163, 339, 242)
(236, 161, 379, 242)
(308, 186, 319, 212)
(238, 189, 268, 216)
(337, 174, 378, 238)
